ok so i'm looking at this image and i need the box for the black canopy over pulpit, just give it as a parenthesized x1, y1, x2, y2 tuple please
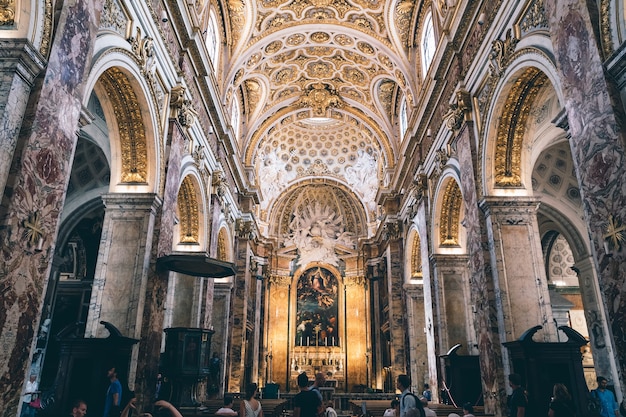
(50, 321, 138, 417)
(503, 325, 588, 417)
(440, 344, 483, 406)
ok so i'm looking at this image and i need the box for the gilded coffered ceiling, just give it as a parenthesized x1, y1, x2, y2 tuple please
(220, 0, 421, 228)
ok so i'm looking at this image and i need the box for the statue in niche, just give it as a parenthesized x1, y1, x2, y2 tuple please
(296, 267, 339, 347)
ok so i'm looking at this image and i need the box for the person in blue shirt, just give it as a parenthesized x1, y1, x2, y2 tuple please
(103, 367, 122, 417)
(591, 376, 619, 417)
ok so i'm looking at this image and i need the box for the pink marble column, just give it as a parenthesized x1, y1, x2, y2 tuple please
(545, 0, 626, 385)
(134, 119, 185, 410)
(455, 123, 507, 415)
(0, 1, 103, 414)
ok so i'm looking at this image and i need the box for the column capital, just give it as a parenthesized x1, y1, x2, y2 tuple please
(102, 193, 162, 211)
(0, 39, 46, 85)
(479, 196, 540, 223)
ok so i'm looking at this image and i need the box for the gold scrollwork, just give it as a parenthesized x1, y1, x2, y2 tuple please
(0, 0, 15, 26)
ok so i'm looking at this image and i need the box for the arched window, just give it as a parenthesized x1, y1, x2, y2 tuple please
(206, 12, 220, 70)
(421, 13, 436, 78)
(231, 97, 241, 140)
(399, 96, 408, 140)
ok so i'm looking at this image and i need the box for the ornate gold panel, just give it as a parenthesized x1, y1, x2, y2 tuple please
(411, 233, 422, 278)
(177, 176, 200, 244)
(494, 68, 547, 187)
(217, 227, 228, 261)
(0, 0, 15, 26)
(439, 180, 462, 246)
(100, 67, 148, 183)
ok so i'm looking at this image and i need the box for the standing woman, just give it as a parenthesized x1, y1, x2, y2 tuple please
(240, 383, 264, 417)
(548, 383, 576, 417)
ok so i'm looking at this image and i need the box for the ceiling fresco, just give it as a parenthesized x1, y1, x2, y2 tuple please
(219, 0, 422, 240)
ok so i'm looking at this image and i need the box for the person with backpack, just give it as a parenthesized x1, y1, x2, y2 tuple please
(396, 374, 425, 417)
(590, 376, 619, 417)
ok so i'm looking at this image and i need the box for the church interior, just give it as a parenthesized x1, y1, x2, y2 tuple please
(1, 0, 626, 416)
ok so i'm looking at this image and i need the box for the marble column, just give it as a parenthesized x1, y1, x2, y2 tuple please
(574, 256, 620, 386)
(413, 202, 438, 401)
(546, 0, 626, 391)
(85, 194, 160, 339)
(212, 282, 233, 397)
(0, 2, 103, 414)
(479, 198, 557, 342)
(134, 119, 186, 409)
(266, 275, 290, 391)
(386, 240, 409, 382)
(430, 254, 474, 355)
(345, 275, 369, 391)
(404, 284, 429, 397)
(0, 40, 45, 198)
(455, 122, 507, 415)
(227, 239, 252, 392)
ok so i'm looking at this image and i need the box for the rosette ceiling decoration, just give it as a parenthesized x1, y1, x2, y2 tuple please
(224, 0, 421, 241)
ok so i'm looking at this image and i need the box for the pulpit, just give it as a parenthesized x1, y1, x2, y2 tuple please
(503, 325, 589, 417)
(163, 327, 215, 406)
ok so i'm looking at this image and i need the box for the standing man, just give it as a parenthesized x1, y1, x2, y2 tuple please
(21, 374, 38, 417)
(397, 375, 416, 417)
(293, 372, 322, 417)
(309, 372, 326, 405)
(507, 374, 527, 417)
(103, 367, 122, 417)
(591, 376, 619, 417)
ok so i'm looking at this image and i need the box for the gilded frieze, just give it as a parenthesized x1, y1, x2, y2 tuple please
(40, 0, 53, 57)
(100, 0, 131, 36)
(517, 0, 547, 37)
(217, 228, 228, 261)
(344, 275, 366, 287)
(100, 67, 148, 184)
(600, 0, 613, 59)
(178, 176, 200, 244)
(0, 0, 15, 26)
(269, 274, 292, 286)
(439, 180, 462, 246)
(494, 68, 546, 187)
(395, 0, 416, 48)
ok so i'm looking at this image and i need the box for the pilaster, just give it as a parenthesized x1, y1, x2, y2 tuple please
(85, 193, 161, 339)
(404, 284, 428, 396)
(0, 39, 46, 198)
(386, 239, 408, 381)
(430, 254, 474, 356)
(455, 122, 507, 415)
(212, 282, 233, 397)
(479, 197, 556, 342)
(227, 238, 252, 392)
